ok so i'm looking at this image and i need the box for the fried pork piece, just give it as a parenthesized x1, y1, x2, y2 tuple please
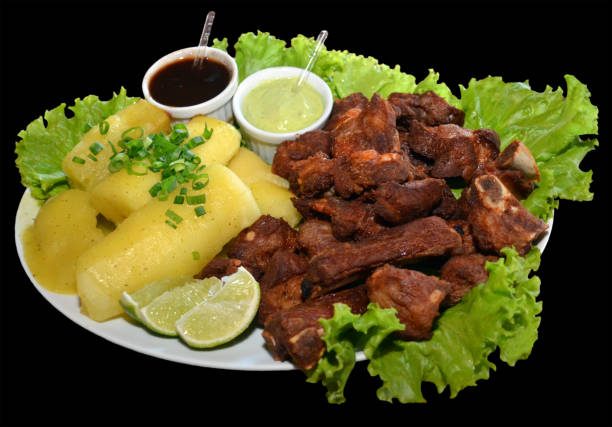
(388, 91, 465, 128)
(371, 178, 456, 225)
(324, 93, 369, 131)
(226, 215, 298, 280)
(303, 216, 462, 298)
(481, 140, 541, 200)
(366, 264, 450, 340)
(333, 149, 424, 198)
(286, 152, 336, 198)
(257, 250, 309, 324)
(293, 196, 386, 241)
(271, 130, 332, 182)
(262, 286, 369, 370)
(406, 121, 500, 181)
(327, 93, 401, 158)
(458, 174, 548, 256)
(440, 253, 499, 307)
(194, 258, 242, 280)
(296, 219, 345, 259)
(447, 219, 477, 255)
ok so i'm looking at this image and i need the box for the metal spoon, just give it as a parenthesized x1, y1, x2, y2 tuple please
(193, 11, 216, 68)
(294, 30, 328, 91)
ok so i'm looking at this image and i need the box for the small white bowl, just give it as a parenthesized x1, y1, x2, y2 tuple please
(232, 66, 334, 164)
(142, 47, 238, 122)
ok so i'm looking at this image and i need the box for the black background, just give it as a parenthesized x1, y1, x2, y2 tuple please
(1, 1, 611, 426)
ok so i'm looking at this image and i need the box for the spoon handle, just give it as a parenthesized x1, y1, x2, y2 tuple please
(194, 11, 216, 67)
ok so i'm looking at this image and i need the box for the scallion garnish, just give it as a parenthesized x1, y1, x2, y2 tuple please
(192, 251, 200, 260)
(165, 209, 183, 224)
(72, 156, 86, 164)
(194, 206, 206, 217)
(165, 220, 177, 229)
(203, 123, 213, 139)
(89, 141, 104, 155)
(99, 120, 110, 135)
(186, 194, 206, 205)
(88, 154, 98, 162)
(104, 124, 215, 221)
(121, 126, 144, 139)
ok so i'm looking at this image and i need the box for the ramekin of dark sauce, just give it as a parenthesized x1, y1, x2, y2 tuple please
(142, 47, 238, 122)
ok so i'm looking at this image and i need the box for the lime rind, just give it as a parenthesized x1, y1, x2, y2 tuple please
(120, 276, 191, 322)
(138, 277, 223, 336)
(176, 267, 260, 348)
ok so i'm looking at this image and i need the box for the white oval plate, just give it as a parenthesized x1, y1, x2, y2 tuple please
(14, 189, 552, 371)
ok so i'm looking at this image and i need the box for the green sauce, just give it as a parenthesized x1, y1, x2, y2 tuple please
(242, 77, 324, 133)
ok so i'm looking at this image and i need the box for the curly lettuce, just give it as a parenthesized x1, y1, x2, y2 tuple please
(309, 248, 541, 404)
(14, 88, 138, 201)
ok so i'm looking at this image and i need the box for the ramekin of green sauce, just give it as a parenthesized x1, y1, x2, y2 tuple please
(232, 67, 333, 164)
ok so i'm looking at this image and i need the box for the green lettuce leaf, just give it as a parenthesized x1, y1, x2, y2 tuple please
(311, 248, 542, 404)
(14, 88, 138, 201)
(459, 75, 598, 219)
(231, 31, 456, 103)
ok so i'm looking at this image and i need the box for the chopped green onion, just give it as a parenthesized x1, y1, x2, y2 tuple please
(180, 187, 188, 195)
(165, 220, 177, 229)
(203, 123, 214, 139)
(121, 126, 144, 139)
(72, 156, 86, 164)
(99, 120, 110, 135)
(194, 206, 206, 217)
(109, 152, 129, 172)
(107, 140, 118, 155)
(165, 209, 183, 224)
(149, 182, 162, 197)
(89, 141, 104, 155)
(127, 160, 148, 176)
(174, 195, 185, 204)
(192, 251, 200, 260)
(187, 136, 205, 149)
(88, 154, 98, 162)
(186, 194, 206, 205)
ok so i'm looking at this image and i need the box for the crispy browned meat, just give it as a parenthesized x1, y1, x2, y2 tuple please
(258, 274, 306, 326)
(271, 130, 332, 182)
(286, 152, 336, 198)
(478, 140, 541, 200)
(324, 93, 369, 132)
(406, 121, 500, 181)
(328, 93, 400, 158)
(371, 178, 456, 225)
(293, 196, 386, 241)
(194, 258, 242, 280)
(447, 219, 478, 255)
(226, 215, 298, 280)
(458, 174, 548, 256)
(303, 216, 462, 298)
(257, 250, 309, 324)
(333, 149, 424, 198)
(440, 253, 499, 306)
(366, 265, 450, 340)
(296, 219, 345, 259)
(388, 91, 465, 128)
(262, 286, 369, 370)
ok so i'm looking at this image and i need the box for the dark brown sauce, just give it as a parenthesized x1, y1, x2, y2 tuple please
(149, 57, 231, 107)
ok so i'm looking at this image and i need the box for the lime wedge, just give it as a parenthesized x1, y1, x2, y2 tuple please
(176, 267, 260, 348)
(120, 276, 191, 322)
(139, 277, 223, 336)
